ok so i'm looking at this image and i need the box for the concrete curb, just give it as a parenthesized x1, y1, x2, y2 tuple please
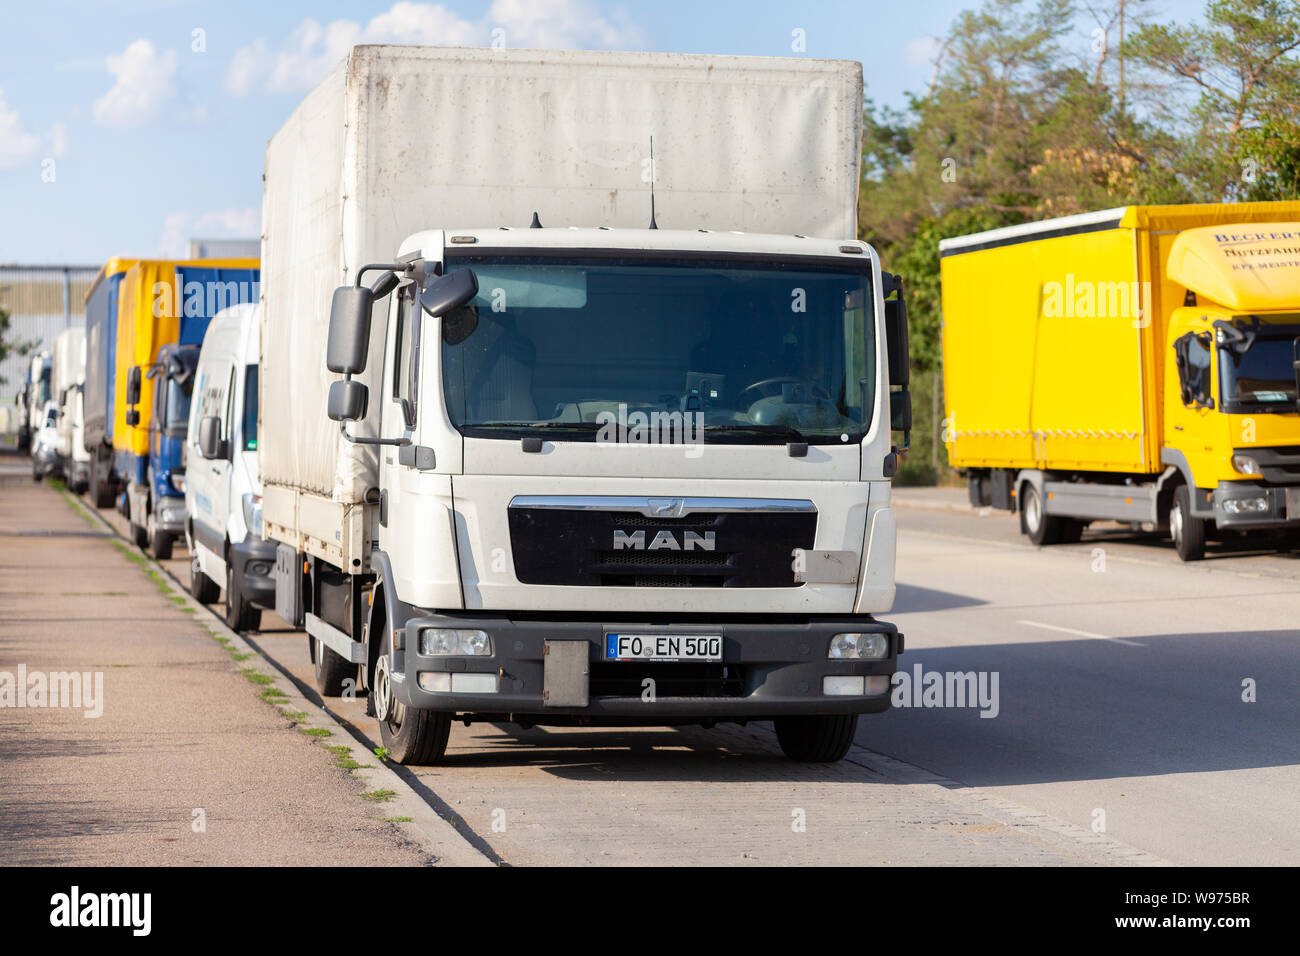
(60, 488, 494, 868)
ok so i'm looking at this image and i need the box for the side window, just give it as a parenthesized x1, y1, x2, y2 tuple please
(1174, 332, 1214, 408)
(224, 366, 236, 441)
(393, 290, 417, 426)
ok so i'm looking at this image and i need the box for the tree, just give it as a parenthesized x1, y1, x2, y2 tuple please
(0, 306, 37, 387)
(1127, 0, 1300, 199)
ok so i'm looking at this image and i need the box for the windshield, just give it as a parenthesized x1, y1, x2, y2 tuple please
(440, 255, 875, 444)
(1217, 317, 1300, 412)
(164, 376, 193, 431)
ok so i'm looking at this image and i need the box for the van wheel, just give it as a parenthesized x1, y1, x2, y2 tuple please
(774, 714, 858, 762)
(148, 515, 174, 560)
(313, 634, 353, 697)
(1170, 485, 1206, 562)
(1019, 484, 1064, 545)
(375, 626, 450, 765)
(225, 561, 262, 632)
(190, 552, 220, 603)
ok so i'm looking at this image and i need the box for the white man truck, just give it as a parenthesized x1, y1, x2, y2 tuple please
(256, 47, 910, 764)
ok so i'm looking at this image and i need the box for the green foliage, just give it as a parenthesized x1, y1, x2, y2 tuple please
(0, 306, 39, 387)
(862, 0, 1300, 483)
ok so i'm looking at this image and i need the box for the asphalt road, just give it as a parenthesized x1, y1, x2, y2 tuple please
(875, 492, 1300, 866)
(14, 460, 1298, 866)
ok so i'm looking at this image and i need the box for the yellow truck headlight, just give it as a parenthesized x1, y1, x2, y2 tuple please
(1231, 454, 1261, 476)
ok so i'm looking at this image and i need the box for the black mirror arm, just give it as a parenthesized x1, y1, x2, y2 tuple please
(338, 420, 411, 447)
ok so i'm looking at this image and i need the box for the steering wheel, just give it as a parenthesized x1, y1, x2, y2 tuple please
(734, 376, 834, 410)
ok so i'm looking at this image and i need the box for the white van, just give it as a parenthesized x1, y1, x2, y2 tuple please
(184, 303, 274, 631)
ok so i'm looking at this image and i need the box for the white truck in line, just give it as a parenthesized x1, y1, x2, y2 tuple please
(246, 46, 910, 764)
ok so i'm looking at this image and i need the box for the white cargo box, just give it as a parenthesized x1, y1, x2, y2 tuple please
(260, 45, 863, 555)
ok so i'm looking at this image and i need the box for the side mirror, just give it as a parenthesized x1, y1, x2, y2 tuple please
(125, 409, 140, 427)
(125, 365, 142, 407)
(884, 296, 910, 390)
(198, 415, 228, 460)
(420, 269, 479, 318)
(890, 388, 913, 433)
(328, 380, 369, 423)
(327, 286, 375, 375)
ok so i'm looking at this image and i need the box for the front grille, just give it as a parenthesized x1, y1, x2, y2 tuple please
(588, 661, 745, 698)
(509, 506, 816, 588)
(1247, 446, 1300, 485)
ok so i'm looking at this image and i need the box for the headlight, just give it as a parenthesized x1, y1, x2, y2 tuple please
(828, 632, 890, 660)
(1231, 454, 1261, 476)
(1223, 496, 1269, 515)
(169, 472, 186, 493)
(242, 493, 263, 537)
(419, 628, 492, 656)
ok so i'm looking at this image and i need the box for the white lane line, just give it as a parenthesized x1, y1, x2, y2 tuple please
(1017, 619, 1146, 647)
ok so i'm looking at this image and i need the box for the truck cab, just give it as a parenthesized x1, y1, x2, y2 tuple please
(295, 226, 908, 764)
(1160, 224, 1300, 557)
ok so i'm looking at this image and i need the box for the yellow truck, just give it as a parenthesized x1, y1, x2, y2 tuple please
(941, 202, 1300, 560)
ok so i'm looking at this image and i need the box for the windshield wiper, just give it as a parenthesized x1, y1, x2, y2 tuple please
(706, 423, 810, 442)
(470, 421, 604, 430)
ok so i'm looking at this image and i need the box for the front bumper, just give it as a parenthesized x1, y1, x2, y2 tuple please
(153, 493, 188, 534)
(33, 445, 60, 478)
(230, 535, 277, 608)
(1213, 481, 1300, 530)
(390, 612, 899, 720)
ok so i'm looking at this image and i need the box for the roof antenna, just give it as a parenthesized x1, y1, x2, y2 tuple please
(648, 135, 658, 230)
(530, 211, 543, 229)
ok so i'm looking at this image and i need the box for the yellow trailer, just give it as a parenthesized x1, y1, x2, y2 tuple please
(941, 202, 1300, 560)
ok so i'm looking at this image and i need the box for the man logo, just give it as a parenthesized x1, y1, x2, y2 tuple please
(613, 529, 716, 551)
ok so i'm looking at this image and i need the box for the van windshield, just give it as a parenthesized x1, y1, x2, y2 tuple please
(440, 254, 875, 444)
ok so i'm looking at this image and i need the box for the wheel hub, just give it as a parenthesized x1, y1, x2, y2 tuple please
(374, 653, 393, 722)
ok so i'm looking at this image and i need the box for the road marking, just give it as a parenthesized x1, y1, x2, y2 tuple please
(1017, 619, 1145, 647)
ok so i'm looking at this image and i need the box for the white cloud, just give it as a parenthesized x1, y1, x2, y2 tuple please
(158, 207, 260, 257)
(48, 122, 69, 159)
(93, 39, 178, 127)
(0, 88, 40, 169)
(226, 0, 644, 96)
(904, 35, 943, 69)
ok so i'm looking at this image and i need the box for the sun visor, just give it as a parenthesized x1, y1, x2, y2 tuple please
(1166, 222, 1300, 312)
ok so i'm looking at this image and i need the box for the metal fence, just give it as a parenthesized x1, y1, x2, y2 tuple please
(0, 265, 100, 398)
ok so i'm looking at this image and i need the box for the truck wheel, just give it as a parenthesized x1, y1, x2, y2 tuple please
(190, 552, 220, 604)
(89, 465, 114, 509)
(1170, 485, 1206, 562)
(374, 628, 450, 765)
(130, 522, 148, 549)
(149, 522, 174, 560)
(225, 561, 262, 632)
(1018, 484, 1063, 545)
(313, 635, 353, 697)
(774, 714, 858, 762)
(1057, 519, 1085, 544)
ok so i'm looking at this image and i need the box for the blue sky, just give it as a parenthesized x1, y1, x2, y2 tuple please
(0, 0, 1206, 265)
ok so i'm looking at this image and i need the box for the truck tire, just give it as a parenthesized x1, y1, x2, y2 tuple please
(774, 714, 858, 762)
(150, 527, 174, 560)
(89, 463, 114, 509)
(1170, 485, 1206, 562)
(374, 627, 451, 765)
(190, 552, 220, 604)
(313, 635, 353, 697)
(130, 521, 148, 549)
(225, 561, 262, 632)
(1018, 484, 1064, 545)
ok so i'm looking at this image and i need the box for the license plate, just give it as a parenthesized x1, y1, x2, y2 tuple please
(1287, 487, 1300, 519)
(604, 633, 723, 662)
